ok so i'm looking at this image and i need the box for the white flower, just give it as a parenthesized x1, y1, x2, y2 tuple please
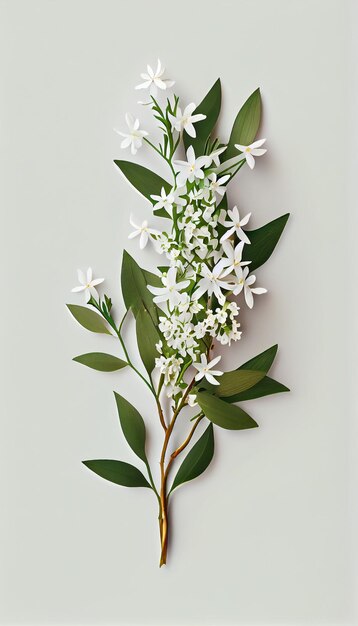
(135, 59, 175, 97)
(220, 206, 251, 244)
(221, 240, 251, 277)
(168, 103, 206, 138)
(114, 114, 148, 155)
(128, 216, 159, 249)
(150, 186, 186, 217)
(155, 354, 183, 386)
(174, 146, 211, 187)
(233, 266, 267, 309)
(207, 172, 230, 197)
(147, 267, 190, 310)
(71, 267, 104, 302)
(193, 261, 234, 305)
(193, 354, 223, 386)
(234, 138, 267, 170)
(207, 145, 227, 166)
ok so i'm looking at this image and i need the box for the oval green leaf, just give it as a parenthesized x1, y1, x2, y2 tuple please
(170, 423, 214, 493)
(183, 79, 221, 155)
(114, 392, 148, 464)
(224, 376, 290, 403)
(73, 352, 127, 372)
(196, 392, 258, 430)
(66, 304, 111, 334)
(242, 213, 290, 272)
(82, 459, 151, 488)
(136, 306, 161, 374)
(224, 88, 262, 161)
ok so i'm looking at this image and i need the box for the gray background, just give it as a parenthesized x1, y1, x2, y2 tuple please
(1, 0, 357, 624)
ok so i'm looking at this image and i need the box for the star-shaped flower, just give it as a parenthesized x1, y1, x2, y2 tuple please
(193, 354, 223, 386)
(128, 216, 159, 249)
(233, 266, 267, 308)
(114, 114, 148, 155)
(174, 146, 211, 187)
(135, 59, 175, 97)
(220, 206, 251, 244)
(71, 268, 104, 302)
(234, 138, 267, 169)
(147, 267, 190, 310)
(168, 103, 206, 138)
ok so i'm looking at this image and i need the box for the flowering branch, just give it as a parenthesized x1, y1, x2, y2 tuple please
(67, 59, 290, 567)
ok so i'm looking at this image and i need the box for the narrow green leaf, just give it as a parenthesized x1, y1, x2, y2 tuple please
(121, 250, 158, 324)
(197, 392, 258, 430)
(82, 459, 151, 488)
(224, 376, 290, 403)
(73, 353, 127, 372)
(239, 345, 278, 373)
(142, 269, 162, 288)
(136, 306, 160, 374)
(242, 213, 290, 271)
(170, 423, 214, 493)
(224, 88, 262, 161)
(183, 79, 222, 154)
(66, 304, 111, 335)
(114, 160, 171, 206)
(114, 392, 148, 464)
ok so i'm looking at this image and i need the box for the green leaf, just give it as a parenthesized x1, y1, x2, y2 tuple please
(183, 79, 221, 155)
(121, 250, 158, 324)
(114, 392, 148, 464)
(170, 423, 214, 493)
(136, 306, 160, 374)
(73, 352, 127, 372)
(224, 88, 262, 161)
(66, 304, 111, 334)
(215, 369, 266, 397)
(224, 376, 290, 403)
(142, 269, 162, 288)
(114, 160, 171, 206)
(82, 459, 151, 488)
(196, 392, 258, 430)
(242, 213, 290, 272)
(239, 345, 278, 373)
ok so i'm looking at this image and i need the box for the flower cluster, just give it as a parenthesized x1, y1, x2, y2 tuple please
(73, 60, 268, 398)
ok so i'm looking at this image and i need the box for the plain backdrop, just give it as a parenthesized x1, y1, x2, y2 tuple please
(1, 0, 357, 624)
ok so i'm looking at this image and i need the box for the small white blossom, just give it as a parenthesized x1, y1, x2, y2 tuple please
(193, 354, 223, 386)
(220, 206, 251, 244)
(135, 59, 175, 97)
(221, 240, 251, 277)
(207, 173, 230, 197)
(71, 268, 104, 302)
(235, 138, 267, 169)
(151, 187, 186, 217)
(193, 261, 234, 305)
(114, 114, 148, 155)
(147, 267, 190, 310)
(233, 266, 267, 309)
(168, 103, 206, 138)
(128, 216, 159, 249)
(174, 146, 211, 187)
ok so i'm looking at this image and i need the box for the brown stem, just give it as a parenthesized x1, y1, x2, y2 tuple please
(158, 376, 197, 566)
(171, 414, 204, 460)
